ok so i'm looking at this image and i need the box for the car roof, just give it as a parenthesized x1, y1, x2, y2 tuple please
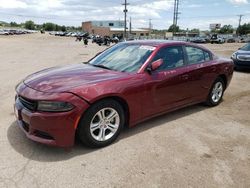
(123, 40, 187, 47)
(122, 40, 211, 52)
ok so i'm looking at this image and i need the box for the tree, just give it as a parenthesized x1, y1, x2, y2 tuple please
(237, 23, 250, 35)
(61, 25, 66, 32)
(219, 25, 234, 34)
(24, 20, 35, 30)
(190, 28, 200, 33)
(55, 24, 61, 31)
(43, 22, 55, 31)
(10, 22, 19, 27)
(168, 24, 180, 33)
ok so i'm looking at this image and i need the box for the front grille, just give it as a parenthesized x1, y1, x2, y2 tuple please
(19, 96, 37, 111)
(238, 55, 250, 61)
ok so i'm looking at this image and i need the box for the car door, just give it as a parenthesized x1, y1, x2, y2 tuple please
(143, 45, 193, 117)
(184, 45, 217, 101)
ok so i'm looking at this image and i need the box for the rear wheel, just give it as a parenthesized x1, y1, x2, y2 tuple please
(77, 99, 125, 148)
(206, 77, 225, 106)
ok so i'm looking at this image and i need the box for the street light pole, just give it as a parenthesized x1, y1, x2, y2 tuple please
(122, 0, 129, 40)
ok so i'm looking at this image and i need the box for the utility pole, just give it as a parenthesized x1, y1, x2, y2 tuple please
(238, 14, 243, 27)
(172, 0, 180, 36)
(237, 14, 244, 36)
(122, 0, 129, 40)
(149, 19, 152, 30)
(129, 17, 132, 36)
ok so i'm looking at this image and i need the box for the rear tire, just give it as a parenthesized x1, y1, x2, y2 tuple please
(77, 99, 125, 148)
(206, 77, 225, 107)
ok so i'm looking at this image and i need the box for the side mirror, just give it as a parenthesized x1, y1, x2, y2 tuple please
(147, 59, 163, 73)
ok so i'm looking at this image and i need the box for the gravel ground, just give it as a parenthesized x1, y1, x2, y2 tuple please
(0, 34, 249, 188)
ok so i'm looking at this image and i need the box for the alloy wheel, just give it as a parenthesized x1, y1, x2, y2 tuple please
(211, 82, 223, 103)
(90, 108, 120, 142)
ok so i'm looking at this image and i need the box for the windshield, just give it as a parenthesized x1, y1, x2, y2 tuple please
(240, 43, 250, 51)
(89, 43, 155, 72)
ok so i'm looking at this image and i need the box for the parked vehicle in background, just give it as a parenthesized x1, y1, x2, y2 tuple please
(231, 43, 250, 70)
(226, 37, 236, 43)
(0, 29, 9, 35)
(210, 34, 225, 44)
(190, 37, 207, 43)
(0, 29, 37, 35)
(240, 37, 250, 43)
(14, 41, 234, 148)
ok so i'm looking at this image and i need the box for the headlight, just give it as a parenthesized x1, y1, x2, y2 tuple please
(37, 101, 74, 112)
(231, 53, 237, 59)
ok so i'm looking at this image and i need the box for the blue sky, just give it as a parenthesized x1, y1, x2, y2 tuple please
(0, 0, 249, 30)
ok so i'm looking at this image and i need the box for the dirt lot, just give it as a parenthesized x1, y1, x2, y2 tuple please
(0, 34, 249, 188)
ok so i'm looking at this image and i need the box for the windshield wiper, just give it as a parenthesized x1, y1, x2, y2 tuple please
(91, 64, 112, 70)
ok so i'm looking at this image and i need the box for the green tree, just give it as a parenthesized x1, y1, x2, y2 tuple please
(61, 25, 66, 32)
(190, 28, 200, 33)
(168, 24, 180, 33)
(10, 22, 19, 27)
(24, 20, 35, 30)
(237, 23, 250, 35)
(55, 24, 61, 31)
(43, 22, 55, 31)
(219, 25, 234, 34)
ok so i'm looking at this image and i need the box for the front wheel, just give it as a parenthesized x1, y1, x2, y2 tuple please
(206, 78, 225, 106)
(77, 99, 125, 148)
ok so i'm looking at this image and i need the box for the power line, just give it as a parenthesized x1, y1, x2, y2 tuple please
(122, 0, 129, 39)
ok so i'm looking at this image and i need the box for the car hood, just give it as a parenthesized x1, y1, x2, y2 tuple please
(24, 64, 127, 93)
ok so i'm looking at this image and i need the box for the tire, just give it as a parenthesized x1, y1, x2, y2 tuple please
(206, 77, 225, 107)
(77, 99, 125, 148)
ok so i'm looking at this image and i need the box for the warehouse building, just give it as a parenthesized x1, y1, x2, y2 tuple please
(82, 20, 150, 38)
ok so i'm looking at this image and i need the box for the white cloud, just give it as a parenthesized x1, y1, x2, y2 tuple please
(187, 4, 203, 8)
(0, 0, 27, 9)
(0, 0, 248, 30)
(179, 17, 239, 30)
(227, 0, 249, 5)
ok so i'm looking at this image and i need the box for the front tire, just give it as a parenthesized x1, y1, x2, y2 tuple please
(206, 77, 225, 106)
(77, 99, 125, 148)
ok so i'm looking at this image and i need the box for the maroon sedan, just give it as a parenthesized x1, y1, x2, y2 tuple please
(14, 41, 234, 148)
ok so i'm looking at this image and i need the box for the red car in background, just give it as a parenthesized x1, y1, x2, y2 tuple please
(14, 41, 234, 148)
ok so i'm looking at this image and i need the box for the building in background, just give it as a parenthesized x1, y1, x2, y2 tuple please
(82, 20, 150, 38)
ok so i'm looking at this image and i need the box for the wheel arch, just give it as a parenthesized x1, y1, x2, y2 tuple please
(218, 74, 227, 88)
(76, 95, 130, 130)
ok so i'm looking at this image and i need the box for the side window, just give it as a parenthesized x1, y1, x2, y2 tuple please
(152, 46, 185, 71)
(186, 46, 205, 64)
(204, 51, 211, 61)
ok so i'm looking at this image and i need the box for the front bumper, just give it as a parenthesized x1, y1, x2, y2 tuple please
(14, 83, 89, 147)
(233, 59, 250, 69)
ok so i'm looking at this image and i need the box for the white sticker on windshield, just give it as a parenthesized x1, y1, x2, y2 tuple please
(139, 45, 156, 51)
